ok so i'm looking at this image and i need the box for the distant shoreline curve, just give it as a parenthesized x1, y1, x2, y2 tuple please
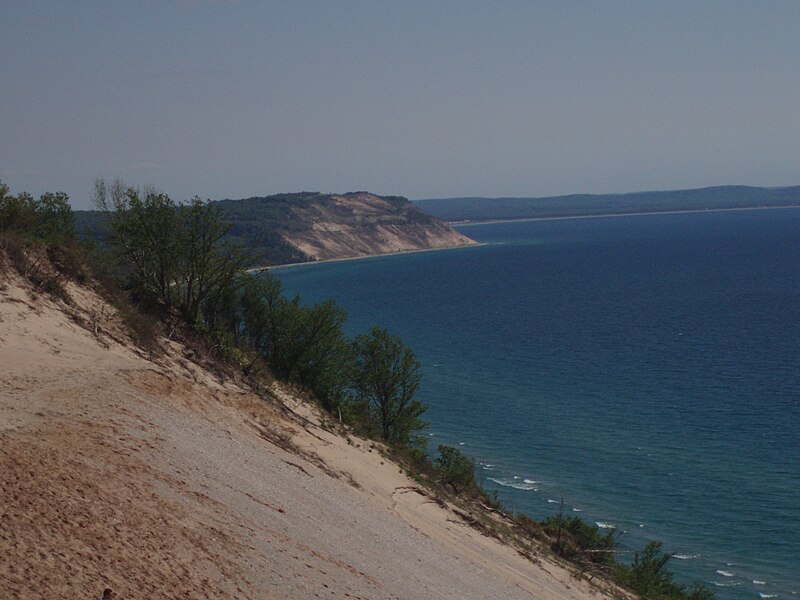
(447, 203, 800, 227)
(248, 242, 485, 273)
(248, 204, 799, 272)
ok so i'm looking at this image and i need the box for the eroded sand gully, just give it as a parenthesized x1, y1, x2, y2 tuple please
(0, 273, 612, 599)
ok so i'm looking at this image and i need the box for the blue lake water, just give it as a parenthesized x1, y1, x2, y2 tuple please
(273, 208, 800, 599)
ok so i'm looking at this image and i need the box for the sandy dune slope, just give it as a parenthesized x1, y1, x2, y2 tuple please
(0, 272, 611, 599)
(283, 193, 477, 262)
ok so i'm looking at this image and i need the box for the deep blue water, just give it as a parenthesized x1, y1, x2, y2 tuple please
(273, 209, 800, 599)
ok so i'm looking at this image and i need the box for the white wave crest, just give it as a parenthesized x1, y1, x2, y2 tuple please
(758, 594, 777, 599)
(596, 521, 617, 530)
(672, 554, 698, 560)
(487, 477, 538, 491)
(754, 581, 767, 585)
(716, 570, 735, 577)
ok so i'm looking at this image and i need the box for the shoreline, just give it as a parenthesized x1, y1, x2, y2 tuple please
(248, 203, 800, 272)
(448, 203, 800, 226)
(248, 241, 485, 272)
(259, 212, 800, 598)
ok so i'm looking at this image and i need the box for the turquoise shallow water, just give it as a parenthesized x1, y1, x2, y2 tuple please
(274, 209, 800, 599)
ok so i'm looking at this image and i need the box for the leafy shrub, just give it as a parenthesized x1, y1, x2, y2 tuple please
(434, 445, 476, 494)
(542, 514, 618, 569)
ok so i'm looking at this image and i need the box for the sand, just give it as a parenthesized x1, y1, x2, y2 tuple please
(0, 270, 614, 599)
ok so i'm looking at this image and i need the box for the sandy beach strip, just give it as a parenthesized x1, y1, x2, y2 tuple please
(448, 203, 800, 227)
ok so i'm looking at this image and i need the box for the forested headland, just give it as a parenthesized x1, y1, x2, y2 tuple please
(76, 190, 475, 266)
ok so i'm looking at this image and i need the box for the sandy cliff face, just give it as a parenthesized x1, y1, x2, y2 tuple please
(282, 192, 477, 262)
(0, 269, 610, 599)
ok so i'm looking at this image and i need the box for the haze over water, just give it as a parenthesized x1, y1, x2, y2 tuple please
(274, 208, 800, 599)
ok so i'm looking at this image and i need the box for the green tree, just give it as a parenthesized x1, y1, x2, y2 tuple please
(0, 183, 75, 244)
(203, 271, 249, 344)
(239, 273, 352, 410)
(240, 272, 286, 361)
(287, 299, 352, 411)
(0, 191, 37, 238)
(434, 444, 475, 494)
(93, 179, 250, 324)
(351, 327, 427, 445)
(178, 197, 250, 324)
(542, 514, 618, 568)
(624, 541, 683, 598)
(36, 192, 76, 243)
(94, 179, 182, 304)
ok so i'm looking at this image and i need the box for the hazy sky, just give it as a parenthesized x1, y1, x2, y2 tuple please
(2, 1, 799, 209)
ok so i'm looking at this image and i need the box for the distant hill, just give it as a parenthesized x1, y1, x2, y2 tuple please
(77, 192, 476, 266)
(414, 185, 800, 222)
(218, 191, 476, 264)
